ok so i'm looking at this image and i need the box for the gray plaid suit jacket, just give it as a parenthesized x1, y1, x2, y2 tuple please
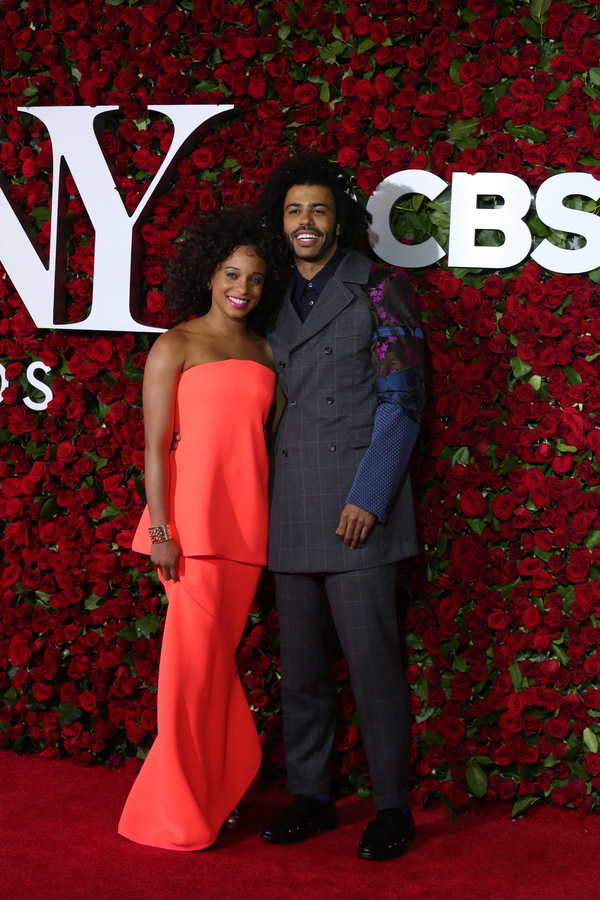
(267, 250, 418, 573)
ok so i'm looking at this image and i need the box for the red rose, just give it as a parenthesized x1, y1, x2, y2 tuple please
(293, 83, 318, 105)
(492, 495, 516, 521)
(459, 489, 486, 517)
(335, 724, 358, 751)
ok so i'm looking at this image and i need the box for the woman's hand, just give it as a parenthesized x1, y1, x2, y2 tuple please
(151, 538, 180, 582)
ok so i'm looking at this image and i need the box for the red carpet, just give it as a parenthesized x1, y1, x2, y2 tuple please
(0, 750, 595, 900)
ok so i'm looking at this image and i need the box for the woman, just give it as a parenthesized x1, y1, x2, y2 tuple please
(118, 209, 287, 851)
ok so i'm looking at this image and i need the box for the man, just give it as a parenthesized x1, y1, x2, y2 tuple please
(258, 154, 425, 860)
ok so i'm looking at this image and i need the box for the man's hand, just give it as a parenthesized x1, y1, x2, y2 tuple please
(170, 430, 181, 452)
(336, 503, 376, 549)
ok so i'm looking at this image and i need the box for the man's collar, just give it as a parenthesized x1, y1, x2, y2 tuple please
(294, 247, 346, 298)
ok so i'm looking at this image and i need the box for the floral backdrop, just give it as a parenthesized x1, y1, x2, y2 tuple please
(3, 0, 600, 816)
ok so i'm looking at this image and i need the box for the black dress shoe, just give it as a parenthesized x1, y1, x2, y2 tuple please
(357, 808, 415, 861)
(260, 796, 337, 844)
(223, 807, 239, 831)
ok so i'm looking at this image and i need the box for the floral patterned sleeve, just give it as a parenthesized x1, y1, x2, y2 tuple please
(366, 266, 425, 421)
(345, 266, 424, 523)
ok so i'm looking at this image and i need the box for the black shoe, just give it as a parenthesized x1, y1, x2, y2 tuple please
(260, 796, 337, 844)
(357, 808, 415, 861)
(223, 807, 239, 831)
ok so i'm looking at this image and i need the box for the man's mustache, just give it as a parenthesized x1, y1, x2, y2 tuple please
(291, 228, 324, 238)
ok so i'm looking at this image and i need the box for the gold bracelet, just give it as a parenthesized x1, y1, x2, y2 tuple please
(148, 524, 173, 544)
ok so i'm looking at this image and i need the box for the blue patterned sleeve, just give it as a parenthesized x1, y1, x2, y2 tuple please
(345, 267, 424, 523)
(346, 404, 420, 522)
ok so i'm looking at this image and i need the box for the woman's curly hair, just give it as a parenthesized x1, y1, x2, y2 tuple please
(166, 207, 291, 334)
(259, 152, 372, 251)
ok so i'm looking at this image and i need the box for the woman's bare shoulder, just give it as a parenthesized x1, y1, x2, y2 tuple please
(145, 328, 190, 373)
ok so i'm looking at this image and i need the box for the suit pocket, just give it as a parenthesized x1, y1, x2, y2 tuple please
(347, 424, 373, 449)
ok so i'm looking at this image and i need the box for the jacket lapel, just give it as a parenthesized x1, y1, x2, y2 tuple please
(282, 250, 373, 351)
(272, 287, 302, 350)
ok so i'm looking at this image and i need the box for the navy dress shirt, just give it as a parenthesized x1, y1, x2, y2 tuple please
(292, 248, 346, 322)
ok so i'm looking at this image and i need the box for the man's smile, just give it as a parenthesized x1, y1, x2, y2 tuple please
(293, 230, 323, 246)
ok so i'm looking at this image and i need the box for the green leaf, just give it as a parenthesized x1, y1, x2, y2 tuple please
(560, 585, 575, 614)
(419, 729, 444, 746)
(508, 661, 523, 691)
(547, 81, 569, 101)
(278, 24, 291, 40)
(519, 16, 541, 38)
(466, 763, 488, 798)
(405, 632, 424, 650)
(2, 686, 19, 707)
(510, 357, 532, 379)
(530, 0, 551, 21)
(467, 517, 487, 534)
(529, 375, 542, 391)
(58, 702, 82, 725)
(584, 727, 599, 754)
(589, 267, 600, 284)
(40, 497, 59, 519)
(319, 82, 330, 103)
(356, 37, 374, 53)
(527, 213, 550, 237)
(590, 68, 600, 86)
(106, 0, 126, 5)
(564, 366, 582, 385)
(449, 59, 462, 84)
(135, 613, 160, 639)
(454, 655, 467, 672)
(505, 122, 546, 144)
(285, 3, 298, 23)
(511, 795, 539, 818)
(556, 443, 577, 453)
(84, 594, 102, 610)
(123, 362, 144, 382)
(257, 8, 274, 31)
(551, 642, 569, 666)
(30, 206, 51, 224)
(194, 80, 217, 93)
(585, 530, 600, 551)
(117, 623, 139, 641)
(320, 40, 346, 58)
(449, 118, 480, 141)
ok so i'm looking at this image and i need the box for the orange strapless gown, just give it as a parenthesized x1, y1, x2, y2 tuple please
(118, 360, 275, 851)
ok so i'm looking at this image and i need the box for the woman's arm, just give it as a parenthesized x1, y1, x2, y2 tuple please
(142, 332, 186, 581)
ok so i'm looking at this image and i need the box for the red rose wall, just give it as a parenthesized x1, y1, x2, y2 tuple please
(2, 0, 600, 816)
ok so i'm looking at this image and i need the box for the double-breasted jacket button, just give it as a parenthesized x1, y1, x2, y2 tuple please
(278, 360, 286, 368)
(328, 444, 336, 452)
(282, 450, 288, 457)
(289, 400, 297, 408)
(326, 397, 334, 404)
(324, 347, 332, 355)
